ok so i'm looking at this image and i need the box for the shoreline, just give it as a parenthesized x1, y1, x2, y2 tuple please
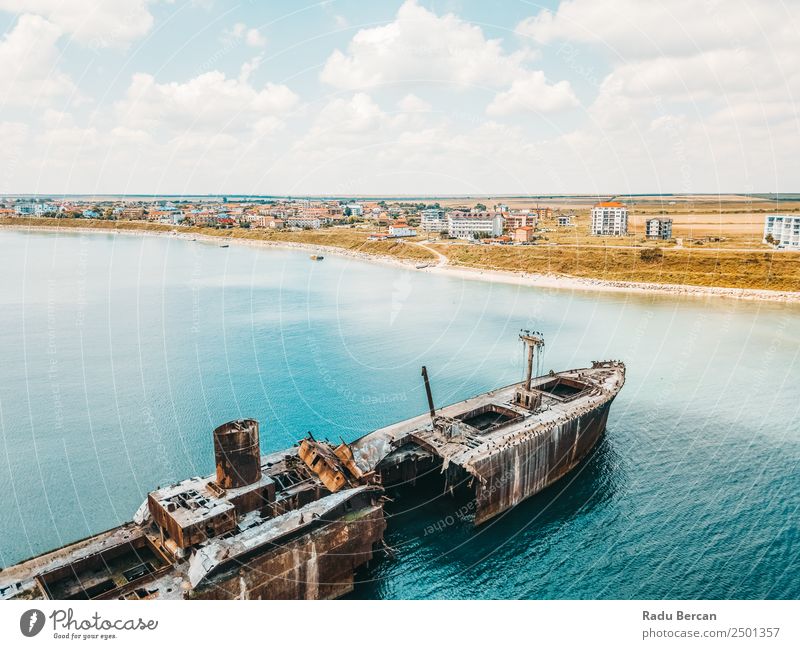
(0, 223, 421, 272)
(3, 222, 799, 304)
(423, 264, 800, 304)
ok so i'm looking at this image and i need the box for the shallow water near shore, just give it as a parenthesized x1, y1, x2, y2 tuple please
(1, 229, 798, 598)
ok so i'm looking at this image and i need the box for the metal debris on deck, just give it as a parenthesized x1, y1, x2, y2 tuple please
(0, 332, 624, 600)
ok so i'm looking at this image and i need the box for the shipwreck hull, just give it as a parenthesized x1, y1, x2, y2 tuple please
(471, 399, 612, 525)
(0, 348, 624, 601)
(191, 503, 385, 600)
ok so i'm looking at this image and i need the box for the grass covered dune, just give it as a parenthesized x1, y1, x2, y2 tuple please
(4, 217, 800, 294)
(437, 243, 800, 293)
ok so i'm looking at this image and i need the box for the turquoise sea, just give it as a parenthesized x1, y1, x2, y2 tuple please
(0, 229, 798, 598)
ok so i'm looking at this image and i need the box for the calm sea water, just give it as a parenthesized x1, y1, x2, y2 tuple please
(0, 229, 798, 599)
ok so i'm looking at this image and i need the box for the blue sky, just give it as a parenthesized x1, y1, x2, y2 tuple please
(0, 1, 797, 195)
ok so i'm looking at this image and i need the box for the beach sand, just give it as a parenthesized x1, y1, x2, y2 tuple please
(4, 223, 799, 304)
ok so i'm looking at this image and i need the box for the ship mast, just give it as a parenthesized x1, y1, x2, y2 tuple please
(421, 365, 436, 422)
(519, 330, 545, 391)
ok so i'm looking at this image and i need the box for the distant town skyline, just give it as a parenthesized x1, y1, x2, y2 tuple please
(1, 0, 797, 195)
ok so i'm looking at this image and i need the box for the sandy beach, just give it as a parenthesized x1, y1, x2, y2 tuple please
(4, 223, 800, 304)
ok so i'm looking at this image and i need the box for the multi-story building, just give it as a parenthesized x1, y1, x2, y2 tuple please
(344, 203, 363, 217)
(646, 218, 673, 240)
(447, 211, 504, 240)
(534, 206, 553, 219)
(254, 216, 284, 229)
(557, 215, 574, 227)
(591, 202, 628, 236)
(286, 216, 321, 229)
(505, 211, 541, 231)
(420, 208, 446, 232)
(118, 207, 146, 220)
(388, 222, 416, 237)
(763, 214, 800, 248)
(14, 202, 51, 216)
(192, 213, 221, 226)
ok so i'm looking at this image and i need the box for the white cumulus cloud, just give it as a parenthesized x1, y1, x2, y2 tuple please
(116, 70, 299, 134)
(486, 71, 579, 115)
(0, 0, 157, 47)
(0, 14, 75, 106)
(320, 0, 537, 90)
(226, 22, 267, 49)
(517, 0, 794, 59)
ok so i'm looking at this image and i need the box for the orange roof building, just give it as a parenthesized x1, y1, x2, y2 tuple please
(591, 201, 628, 236)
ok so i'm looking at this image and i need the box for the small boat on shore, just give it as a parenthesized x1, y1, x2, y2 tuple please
(310, 254, 324, 261)
(219, 244, 229, 248)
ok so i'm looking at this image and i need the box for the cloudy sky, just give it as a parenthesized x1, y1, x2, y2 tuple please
(0, 0, 797, 195)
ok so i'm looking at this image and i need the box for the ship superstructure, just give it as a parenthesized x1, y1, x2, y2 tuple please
(0, 333, 624, 600)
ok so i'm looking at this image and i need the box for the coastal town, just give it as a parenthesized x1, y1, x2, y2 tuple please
(2, 195, 799, 249)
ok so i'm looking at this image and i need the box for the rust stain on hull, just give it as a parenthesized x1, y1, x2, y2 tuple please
(471, 401, 611, 525)
(0, 334, 624, 601)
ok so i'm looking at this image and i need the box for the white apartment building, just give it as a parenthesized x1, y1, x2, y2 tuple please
(285, 216, 321, 229)
(646, 218, 673, 240)
(763, 214, 800, 248)
(14, 202, 51, 216)
(591, 202, 628, 236)
(447, 212, 504, 240)
(388, 223, 416, 237)
(420, 208, 446, 232)
(344, 203, 364, 216)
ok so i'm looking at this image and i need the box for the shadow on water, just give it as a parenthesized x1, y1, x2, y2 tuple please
(348, 433, 625, 599)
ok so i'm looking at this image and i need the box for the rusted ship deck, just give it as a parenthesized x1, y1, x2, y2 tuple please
(0, 333, 624, 600)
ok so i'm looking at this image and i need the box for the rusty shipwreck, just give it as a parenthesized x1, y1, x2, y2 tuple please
(0, 332, 625, 600)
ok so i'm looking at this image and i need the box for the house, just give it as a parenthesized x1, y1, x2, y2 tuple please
(254, 216, 284, 229)
(763, 214, 800, 248)
(389, 221, 416, 237)
(557, 215, 574, 227)
(646, 218, 673, 240)
(447, 211, 504, 240)
(591, 202, 628, 236)
(484, 235, 512, 244)
(513, 226, 534, 243)
(159, 212, 182, 225)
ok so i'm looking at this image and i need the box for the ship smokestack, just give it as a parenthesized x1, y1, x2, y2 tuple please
(213, 419, 261, 489)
